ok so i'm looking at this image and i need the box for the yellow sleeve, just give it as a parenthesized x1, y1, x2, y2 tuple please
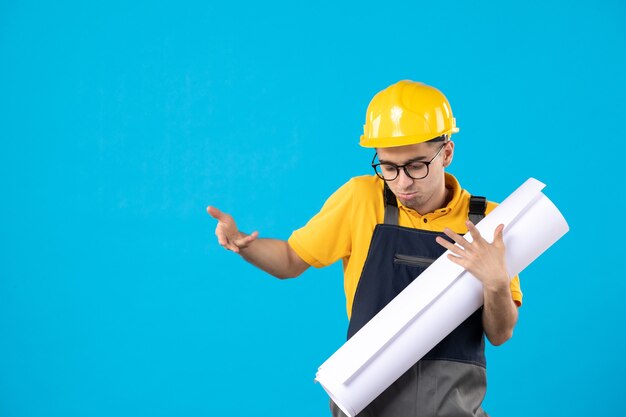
(288, 180, 354, 268)
(510, 275, 523, 307)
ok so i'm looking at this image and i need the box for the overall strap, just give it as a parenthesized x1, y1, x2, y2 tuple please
(468, 195, 487, 225)
(383, 183, 399, 225)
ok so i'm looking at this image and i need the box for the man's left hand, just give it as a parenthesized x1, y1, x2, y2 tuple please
(435, 221, 509, 291)
(436, 221, 518, 345)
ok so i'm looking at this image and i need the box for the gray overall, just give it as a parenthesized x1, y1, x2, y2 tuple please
(331, 185, 489, 417)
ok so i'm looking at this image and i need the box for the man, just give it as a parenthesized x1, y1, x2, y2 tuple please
(208, 80, 522, 417)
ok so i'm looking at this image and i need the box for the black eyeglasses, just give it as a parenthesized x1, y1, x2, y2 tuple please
(371, 142, 447, 181)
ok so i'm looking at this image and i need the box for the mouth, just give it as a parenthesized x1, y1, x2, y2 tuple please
(397, 192, 417, 200)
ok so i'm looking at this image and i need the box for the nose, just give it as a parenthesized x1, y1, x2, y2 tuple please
(396, 168, 414, 189)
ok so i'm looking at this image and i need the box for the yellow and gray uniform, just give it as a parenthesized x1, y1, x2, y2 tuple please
(289, 173, 522, 417)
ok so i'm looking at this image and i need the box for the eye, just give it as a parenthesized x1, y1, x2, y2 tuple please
(407, 163, 425, 170)
(381, 164, 397, 173)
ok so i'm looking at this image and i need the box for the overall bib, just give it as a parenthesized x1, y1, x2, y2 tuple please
(331, 185, 489, 417)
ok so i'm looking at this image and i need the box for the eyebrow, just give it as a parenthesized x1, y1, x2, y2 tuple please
(377, 155, 429, 165)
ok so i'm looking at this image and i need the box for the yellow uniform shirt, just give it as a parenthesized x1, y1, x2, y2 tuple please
(288, 173, 523, 317)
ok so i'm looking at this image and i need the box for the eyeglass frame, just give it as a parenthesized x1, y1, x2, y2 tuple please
(371, 142, 448, 181)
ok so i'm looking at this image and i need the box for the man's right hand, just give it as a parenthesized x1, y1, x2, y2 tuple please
(206, 206, 259, 254)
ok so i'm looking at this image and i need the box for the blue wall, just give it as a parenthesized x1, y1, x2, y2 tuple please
(1, 1, 624, 416)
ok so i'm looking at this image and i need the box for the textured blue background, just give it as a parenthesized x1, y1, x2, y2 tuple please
(1, 1, 624, 416)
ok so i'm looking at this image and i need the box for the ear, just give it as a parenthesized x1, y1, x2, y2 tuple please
(442, 141, 455, 168)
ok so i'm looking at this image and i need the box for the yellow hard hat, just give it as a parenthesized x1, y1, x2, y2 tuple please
(360, 80, 459, 148)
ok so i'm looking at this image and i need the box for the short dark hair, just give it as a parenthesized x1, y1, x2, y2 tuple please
(425, 134, 448, 144)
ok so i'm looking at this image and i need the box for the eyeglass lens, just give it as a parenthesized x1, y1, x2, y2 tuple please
(374, 162, 428, 180)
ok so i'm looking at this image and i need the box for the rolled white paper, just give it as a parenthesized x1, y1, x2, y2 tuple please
(315, 178, 569, 417)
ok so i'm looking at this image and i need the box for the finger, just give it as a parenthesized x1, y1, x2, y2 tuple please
(447, 253, 468, 268)
(442, 227, 469, 248)
(221, 239, 239, 253)
(465, 221, 485, 243)
(215, 229, 231, 247)
(214, 225, 231, 245)
(435, 236, 465, 256)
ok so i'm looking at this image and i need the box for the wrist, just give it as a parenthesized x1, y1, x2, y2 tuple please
(482, 273, 510, 294)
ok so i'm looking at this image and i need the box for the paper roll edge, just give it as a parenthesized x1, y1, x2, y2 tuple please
(315, 371, 356, 417)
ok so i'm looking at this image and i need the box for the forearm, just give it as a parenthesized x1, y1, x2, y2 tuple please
(239, 238, 309, 279)
(482, 280, 518, 346)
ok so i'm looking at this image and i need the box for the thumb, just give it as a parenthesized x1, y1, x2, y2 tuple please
(234, 230, 260, 247)
(494, 224, 505, 245)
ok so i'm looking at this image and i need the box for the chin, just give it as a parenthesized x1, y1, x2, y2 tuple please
(401, 196, 423, 209)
